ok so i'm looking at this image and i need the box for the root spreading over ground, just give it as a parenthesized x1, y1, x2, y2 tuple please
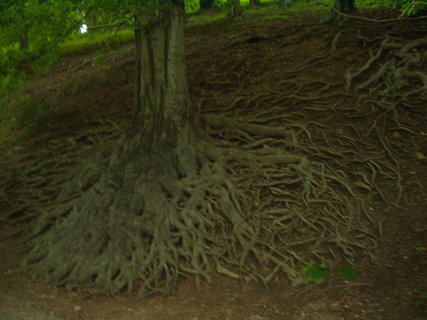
(1, 19, 426, 296)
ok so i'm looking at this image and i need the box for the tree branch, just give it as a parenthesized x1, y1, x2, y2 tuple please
(87, 23, 124, 31)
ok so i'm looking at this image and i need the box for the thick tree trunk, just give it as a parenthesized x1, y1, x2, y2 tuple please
(134, 1, 191, 149)
(334, 0, 357, 13)
(320, 0, 357, 22)
(24, 0, 220, 296)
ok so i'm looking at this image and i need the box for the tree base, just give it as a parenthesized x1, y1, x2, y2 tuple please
(22, 115, 378, 296)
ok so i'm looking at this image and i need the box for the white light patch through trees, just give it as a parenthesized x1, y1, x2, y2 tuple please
(80, 24, 88, 34)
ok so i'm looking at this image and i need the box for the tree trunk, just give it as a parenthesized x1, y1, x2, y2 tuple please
(200, 0, 215, 10)
(133, 2, 191, 149)
(19, 36, 28, 50)
(278, 0, 292, 8)
(334, 0, 356, 13)
(249, 0, 260, 6)
(279, 0, 292, 8)
(24, 0, 247, 296)
(227, 0, 245, 18)
(88, 10, 97, 32)
(19, 0, 48, 50)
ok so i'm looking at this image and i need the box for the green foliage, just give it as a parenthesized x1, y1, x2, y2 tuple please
(301, 261, 330, 283)
(185, 0, 200, 13)
(338, 265, 356, 279)
(390, 0, 426, 15)
(187, 11, 227, 25)
(415, 246, 426, 253)
(61, 29, 134, 54)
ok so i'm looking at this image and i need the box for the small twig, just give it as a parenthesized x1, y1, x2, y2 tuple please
(329, 282, 371, 288)
(314, 0, 427, 23)
(87, 23, 124, 31)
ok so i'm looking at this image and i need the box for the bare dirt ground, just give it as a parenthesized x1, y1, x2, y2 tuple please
(0, 7, 426, 320)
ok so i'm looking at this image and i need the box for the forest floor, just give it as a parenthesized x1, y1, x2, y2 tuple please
(0, 6, 427, 320)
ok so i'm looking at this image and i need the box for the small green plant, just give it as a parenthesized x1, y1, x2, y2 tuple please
(301, 261, 329, 283)
(338, 265, 356, 279)
(415, 246, 425, 254)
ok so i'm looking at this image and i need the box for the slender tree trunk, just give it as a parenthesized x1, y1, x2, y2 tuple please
(249, 0, 260, 7)
(19, 0, 48, 50)
(278, 0, 292, 7)
(19, 36, 28, 50)
(227, 0, 244, 18)
(200, 0, 215, 10)
(279, 0, 293, 8)
(88, 11, 97, 32)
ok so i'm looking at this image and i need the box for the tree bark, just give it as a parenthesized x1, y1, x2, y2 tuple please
(227, 0, 245, 18)
(334, 0, 357, 14)
(133, 1, 191, 149)
(278, 0, 292, 8)
(200, 0, 215, 10)
(19, 36, 28, 50)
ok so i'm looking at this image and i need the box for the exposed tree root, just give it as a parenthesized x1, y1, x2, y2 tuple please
(346, 34, 427, 99)
(1, 21, 425, 297)
(4, 108, 380, 296)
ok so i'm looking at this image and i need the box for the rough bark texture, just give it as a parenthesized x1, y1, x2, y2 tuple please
(134, 1, 191, 147)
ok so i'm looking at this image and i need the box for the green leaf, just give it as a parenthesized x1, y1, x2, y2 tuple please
(415, 246, 426, 254)
(301, 261, 329, 283)
(338, 265, 356, 279)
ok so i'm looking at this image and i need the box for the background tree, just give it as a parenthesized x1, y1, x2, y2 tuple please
(249, 0, 260, 7)
(200, 0, 215, 10)
(334, 0, 357, 14)
(227, 0, 244, 18)
(279, 0, 290, 8)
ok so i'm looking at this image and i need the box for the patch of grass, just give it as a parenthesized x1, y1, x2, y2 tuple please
(338, 265, 356, 279)
(287, 0, 332, 14)
(61, 29, 134, 54)
(415, 246, 425, 254)
(301, 261, 330, 283)
(187, 10, 228, 26)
